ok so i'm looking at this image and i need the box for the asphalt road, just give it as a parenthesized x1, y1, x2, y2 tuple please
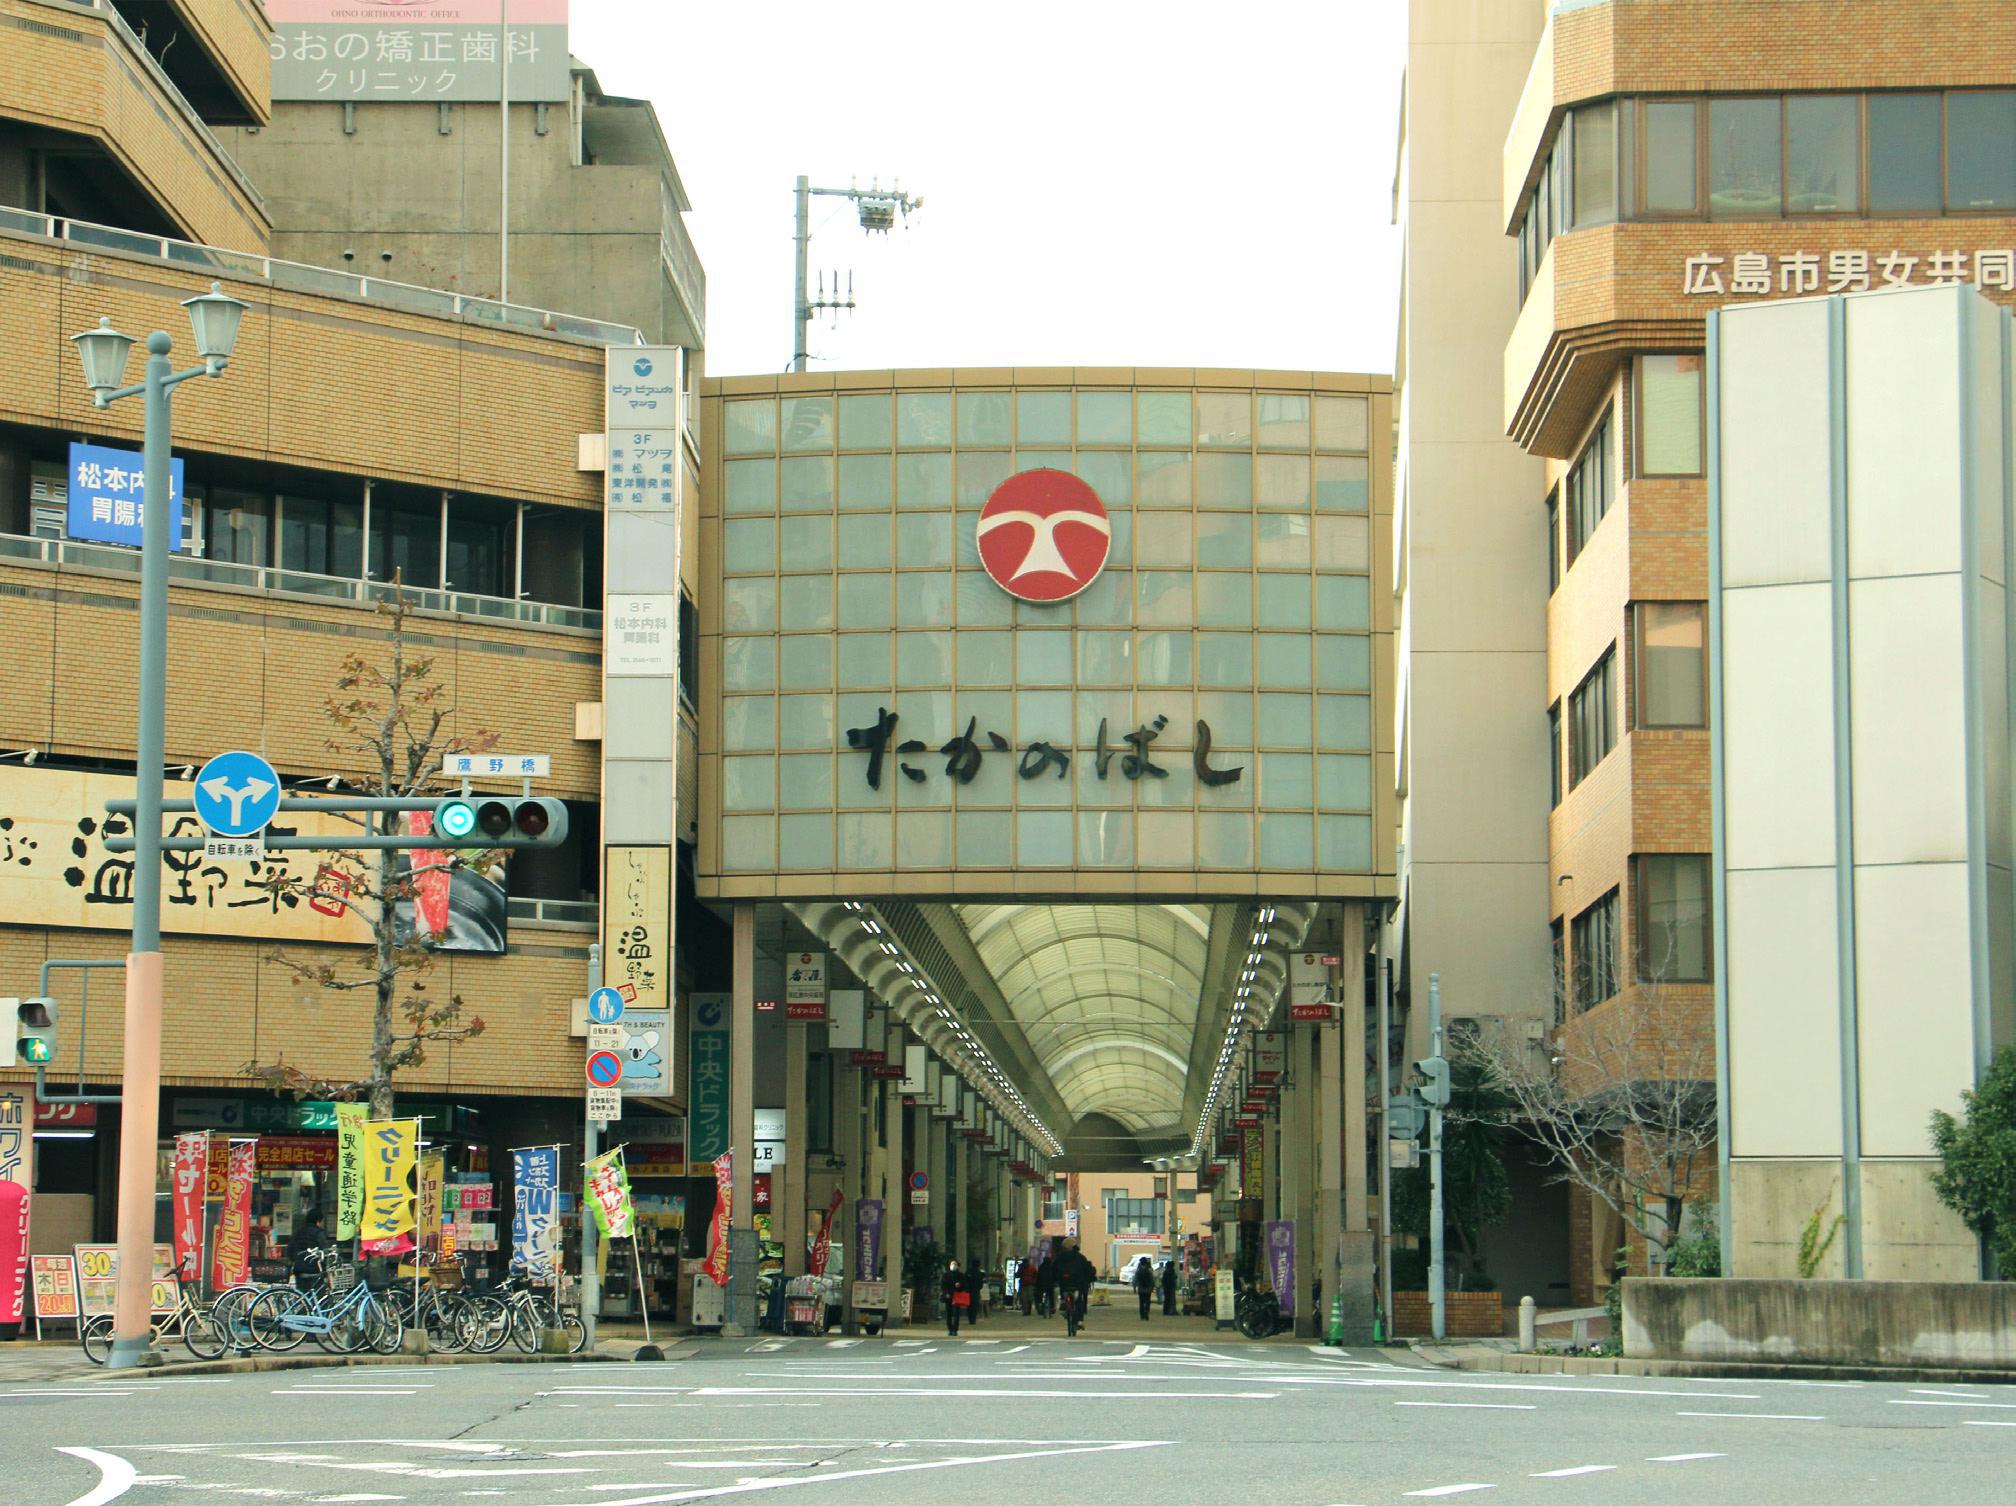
(5, 1334, 2011, 1505)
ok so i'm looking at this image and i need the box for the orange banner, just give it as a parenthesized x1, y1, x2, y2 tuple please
(210, 1138, 257, 1289)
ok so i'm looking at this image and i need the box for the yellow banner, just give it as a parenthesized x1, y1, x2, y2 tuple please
(417, 1149, 445, 1256)
(360, 1118, 418, 1249)
(0, 767, 370, 945)
(601, 845, 672, 1013)
(334, 1103, 366, 1241)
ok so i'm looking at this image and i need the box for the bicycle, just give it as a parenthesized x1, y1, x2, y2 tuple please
(247, 1250, 404, 1354)
(79, 1278, 230, 1364)
(462, 1268, 586, 1355)
(385, 1253, 481, 1353)
(1060, 1286, 1087, 1338)
(1236, 1286, 1288, 1339)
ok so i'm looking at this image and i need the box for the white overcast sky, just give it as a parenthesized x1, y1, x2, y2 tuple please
(567, 1, 1407, 378)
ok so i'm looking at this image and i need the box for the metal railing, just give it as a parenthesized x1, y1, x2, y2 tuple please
(0, 531, 601, 632)
(0, 206, 646, 351)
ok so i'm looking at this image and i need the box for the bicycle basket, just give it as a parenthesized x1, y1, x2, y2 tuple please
(326, 1262, 360, 1293)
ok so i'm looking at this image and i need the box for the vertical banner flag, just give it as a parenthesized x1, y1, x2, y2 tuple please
(333, 1102, 366, 1241)
(854, 1198, 883, 1280)
(510, 1146, 559, 1276)
(585, 1146, 635, 1241)
(1241, 1125, 1265, 1191)
(0, 1088, 29, 1327)
(810, 1187, 845, 1277)
(170, 1132, 210, 1283)
(704, 1150, 732, 1287)
(1265, 1218, 1297, 1318)
(211, 1138, 258, 1288)
(360, 1120, 418, 1254)
(417, 1150, 446, 1258)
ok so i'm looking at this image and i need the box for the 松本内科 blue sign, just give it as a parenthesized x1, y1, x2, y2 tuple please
(67, 442, 185, 551)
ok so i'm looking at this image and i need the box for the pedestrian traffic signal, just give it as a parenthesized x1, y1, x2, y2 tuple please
(1415, 1054, 1451, 1108)
(473, 796, 568, 848)
(13, 997, 57, 1065)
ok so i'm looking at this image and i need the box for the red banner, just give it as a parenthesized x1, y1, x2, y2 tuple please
(171, 1132, 209, 1283)
(0, 1182, 26, 1326)
(210, 1138, 257, 1290)
(809, 1188, 844, 1277)
(703, 1151, 732, 1287)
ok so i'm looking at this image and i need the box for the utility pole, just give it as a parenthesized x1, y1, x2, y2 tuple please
(1426, 973, 1447, 1342)
(790, 175, 921, 372)
(1377, 954, 1395, 1341)
(580, 943, 602, 1352)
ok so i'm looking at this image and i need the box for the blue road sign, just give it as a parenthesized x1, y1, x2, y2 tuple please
(585, 1050, 624, 1088)
(587, 986, 625, 1024)
(192, 750, 282, 838)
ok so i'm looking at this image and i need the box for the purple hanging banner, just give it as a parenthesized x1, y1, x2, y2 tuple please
(1265, 1218, 1296, 1317)
(854, 1198, 884, 1279)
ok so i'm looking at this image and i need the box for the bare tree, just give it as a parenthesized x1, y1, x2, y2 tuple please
(246, 580, 496, 1119)
(1456, 979, 1717, 1275)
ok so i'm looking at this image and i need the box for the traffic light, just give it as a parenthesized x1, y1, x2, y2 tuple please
(1415, 1054, 1451, 1108)
(13, 997, 56, 1065)
(433, 796, 479, 840)
(475, 796, 568, 848)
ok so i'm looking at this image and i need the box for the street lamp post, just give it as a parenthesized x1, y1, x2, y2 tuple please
(69, 283, 249, 1370)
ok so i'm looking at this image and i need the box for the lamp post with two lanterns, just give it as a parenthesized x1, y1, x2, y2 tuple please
(68, 282, 250, 1369)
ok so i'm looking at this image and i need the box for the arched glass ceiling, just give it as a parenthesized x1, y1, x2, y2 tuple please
(957, 903, 1213, 1134)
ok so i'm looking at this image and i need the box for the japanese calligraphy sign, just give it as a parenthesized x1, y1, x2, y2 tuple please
(601, 846, 671, 1014)
(688, 993, 730, 1163)
(334, 1102, 366, 1241)
(267, 0, 571, 104)
(417, 1150, 446, 1258)
(171, 1132, 209, 1283)
(66, 442, 185, 551)
(510, 1145, 560, 1276)
(211, 1138, 258, 1288)
(1682, 248, 2016, 298)
(360, 1120, 419, 1254)
(1241, 1125, 1265, 1191)
(0, 768, 371, 945)
(704, 1151, 732, 1287)
(606, 595, 678, 676)
(784, 951, 827, 1021)
(30, 1254, 77, 1322)
(843, 707, 1243, 793)
(585, 1146, 635, 1240)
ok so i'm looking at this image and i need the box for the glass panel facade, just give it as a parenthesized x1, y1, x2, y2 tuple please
(1645, 100, 1699, 214)
(1786, 95, 1858, 212)
(1708, 98, 1782, 216)
(1868, 93, 1941, 214)
(1948, 90, 2016, 210)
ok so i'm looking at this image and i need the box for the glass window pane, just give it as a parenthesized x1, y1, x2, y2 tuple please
(1318, 753, 1372, 810)
(778, 515, 834, 572)
(838, 393, 891, 449)
(955, 570, 1012, 626)
(837, 516, 890, 571)
(1137, 451, 1192, 507)
(1257, 635, 1312, 689)
(721, 696, 775, 751)
(1074, 449, 1132, 508)
(1195, 512, 1252, 568)
(1638, 355, 1703, 475)
(724, 459, 776, 514)
(1640, 854, 1712, 982)
(957, 450, 1014, 507)
(779, 755, 833, 808)
(957, 392, 1011, 446)
(1197, 633, 1254, 687)
(896, 811, 951, 868)
(1258, 812, 1313, 869)
(1198, 688, 1253, 745)
(1317, 633, 1371, 691)
(780, 396, 833, 452)
(1072, 568, 1132, 625)
(1786, 95, 1858, 212)
(779, 575, 834, 631)
(838, 634, 890, 689)
(1013, 810, 1070, 866)
(1136, 571, 1193, 626)
(723, 399, 776, 456)
(1948, 90, 2016, 210)
(1137, 811, 1194, 868)
(1317, 693, 1372, 748)
(896, 512, 952, 567)
(1315, 575, 1370, 630)
(1645, 100, 1699, 214)
(1868, 92, 1941, 213)
(1258, 750, 1313, 805)
(723, 755, 774, 811)
(779, 456, 833, 512)
(897, 452, 952, 509)
(1137, 631, 1191, 686)
(838, 454, 892, 510)
(1255, 454, 1311, 510)
(1016, 629, 1073, 684)
(1196, 573, 1253, 628)
(722, 578, 775, 631)
(959, 629, 1013, 684)
(1313, 515, 1370, 570)
(722, 635, 774, 692)
(1257, 576, 1312, 629)
(1572, 101, 1617, 226)
(898, 392, 952, 447)
(1197, 392, 1252, 448)
(1077, 391, 1132, 445)
(1638, 601, 1706, 727)
(721, 815, 775, 870)
(723, 518, 775, 574)
(1314, 395, 1368, 452)
(1256, 513, 1313, 568)
(1315, 455, 1369, 512)
(1137, 391, 1191, 445)
(1708, 97, 1781, 216)
(1258, 696, 1313, 748)
(1016, 390, 1071, 445)
(957, 811, 1010, 867)
(1256, 394, 1310, 449)
(780, 635, 833, 689)
(1134, 513, 1193, 568)
(1076, 630, 1132, 685)
(897, 631, 952, 685)
(778, 812, 832, 867)
(1195, 454, 1252, 508)
(1198, 811, 1252, 868)
(1319, 814, 1373, 870)
(838, 812, 892, 869)
(896, 571, 952, 626)
(1080, 809, 1135, 866)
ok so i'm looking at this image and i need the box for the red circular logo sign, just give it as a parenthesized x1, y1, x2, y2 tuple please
(976, 469, 1112, 603)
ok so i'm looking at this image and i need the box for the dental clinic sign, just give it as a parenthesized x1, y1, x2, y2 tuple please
(1683, 248, 2016, 296)
(66, 443, 183, 552)
(267, 1, 571, 103)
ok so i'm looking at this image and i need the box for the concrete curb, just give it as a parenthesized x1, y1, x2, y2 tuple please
(1410, 1340, 2016, 1386)
(85, 1347, 684, 1379)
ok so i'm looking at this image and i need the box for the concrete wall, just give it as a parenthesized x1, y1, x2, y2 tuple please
(1622, 1277, 2016, 1369)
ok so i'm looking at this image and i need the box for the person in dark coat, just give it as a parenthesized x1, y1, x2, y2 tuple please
(1160, 1256, 1177, 1315)
(1019, 1256, 1037, 1315)
(1054, 1241, 1096, 1328)
(963, 1263, 985, 1323)
(289, 1206, 335, 1286)
(941, 1260, 968, 1336)
(1035, 1253, 1057, 1317)
(1132, 1255, 1155, 1319)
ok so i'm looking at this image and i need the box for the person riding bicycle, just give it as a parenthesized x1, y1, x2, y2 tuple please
(1054, 1240, 1096, 1331)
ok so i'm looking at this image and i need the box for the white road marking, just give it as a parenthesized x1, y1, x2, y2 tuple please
(1404, 1487, 1496, 1498)
(1647, 1454, 1726, 1462)
(544, 1441, 1169, 1506)
(1963, 1420, 2016, 1428)
(1531, 1466, 1616, 1477)
(1910, 1388, 1989, 1399)
(55, 1447, 139, 1506)
(6, 1390, 148, 1399)
(689, 1386, 1277, 1399)
(310, 1497, 406, 1502)
(273, 1389, 422, 1397)
(1395, 1402, 1534, 1411)
(823, 1340, 860, 1348)
(1675, 1412, 1822, 1421)
(1000, 1345, 1030, 1353)
(1889, 1398, 2016, 1409)
(1336, 1378, 1760, 1400)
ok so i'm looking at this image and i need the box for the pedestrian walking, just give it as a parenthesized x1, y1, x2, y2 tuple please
(1019, 1256, 1037, 1316)
(1160, 1256, 1177, 1315)
(1035, 1253, 1057, 1318)
(1133, 1255, 1155, 1320)
(942, 1260, 970, 1336)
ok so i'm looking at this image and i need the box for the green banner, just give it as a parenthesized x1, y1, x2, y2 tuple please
(585, 1146, 635, 1240)
(333, 1102, 366, 1242)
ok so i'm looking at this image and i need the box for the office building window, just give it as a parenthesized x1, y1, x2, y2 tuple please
(1643, 100, 1700, 214)
(1551, 918, 1567, 1024)
(1786, 95, 1859, 213)
(1569, 646, 1615, 786)
(1546, 487, 1561, 592)
(1868, 92, 1942, 213)
(277, 494, 363, 578)
(1636, 854, 1712, 983)
(1634, 602, 1707, 728)
(1948, 90, 2016, 210)
(1708, 97, 1783, 217)
(1042, 1176, 1067, 1222)
(1572, 100, 1618, 226)
(1571, 888, 1620, 1009)
(209, 488, 271, 567)
(1636, 355, 1703, 477)
(1548, 700, 1563, 808)
(679, 592, 699, 706)
(1103, 1192, 1166, 1236)
(1565, 414, 1612, 564)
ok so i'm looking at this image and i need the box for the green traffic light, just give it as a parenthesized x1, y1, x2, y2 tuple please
(21, 1039, 52, 1063)
(436, 799, 478, 839)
